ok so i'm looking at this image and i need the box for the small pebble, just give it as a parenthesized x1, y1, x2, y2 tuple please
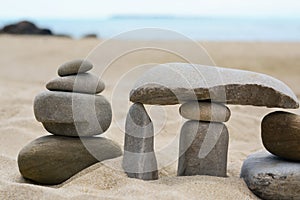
(58, 59, 93, 76)
(46, 73, 105, 94)
(179, 101, 231, 122)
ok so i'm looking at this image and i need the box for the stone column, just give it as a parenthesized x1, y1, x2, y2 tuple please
(177, 102, 230, 177)
(122, 103, 158, 180)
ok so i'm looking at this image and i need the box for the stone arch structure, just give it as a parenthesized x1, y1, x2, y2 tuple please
(122, 63, 298, 180)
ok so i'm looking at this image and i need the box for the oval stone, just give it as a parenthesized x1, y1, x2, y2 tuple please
(34, 91, 112, 135)
(179, 101, 231, 122)
(46, 73, 105, 94)
(18, 135, 122, 185)
(262, 111, 300, 161)
(241, 151, 300, 200)
(42, 122, 105, 137)
(58, 59, 93, 76)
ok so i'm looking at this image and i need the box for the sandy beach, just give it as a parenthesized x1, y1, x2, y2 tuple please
(0, 35, 299, 199)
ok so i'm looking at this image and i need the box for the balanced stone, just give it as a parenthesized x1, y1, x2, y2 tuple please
(34, 91, 112, 136)
(130, 63, 298, 108)
(262, 111, 300, 161)
(178, 121, 228, 177)
(179, 101, 231, 122)
(42, 122, 106, 137)
(46, 73, 105, 94)
(241, 151, 300, 200)
(18, 135, 122, 185)
(58, 59, 93, 76)
(122, 103, 158, 180)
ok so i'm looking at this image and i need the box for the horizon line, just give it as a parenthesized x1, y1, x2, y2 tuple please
(0, 14, 300, 21)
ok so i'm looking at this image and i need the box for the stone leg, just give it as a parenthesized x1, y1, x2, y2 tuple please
(122, 103, 158, 180)
(177, 120, 229, 177)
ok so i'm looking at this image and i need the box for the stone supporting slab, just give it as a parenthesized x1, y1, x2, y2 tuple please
(122, 103, 158, 180)
(178, 120, 229, 177)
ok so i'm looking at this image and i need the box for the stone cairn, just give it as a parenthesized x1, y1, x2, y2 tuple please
(123, 62, 300, 198)
(177, 101, 230, 177)
(18, 59, 122, 185)
(241, 111, 300, 200)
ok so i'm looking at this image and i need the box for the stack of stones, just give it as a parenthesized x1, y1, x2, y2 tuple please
(125, 62, 299, 184)
(241, 111, 300, 200)
(122, 101, 231, 180)
(18, 59, 122, 185)
(177, 101, 230, 177)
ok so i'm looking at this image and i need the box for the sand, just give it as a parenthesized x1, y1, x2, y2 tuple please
(0, 35, 299, 199)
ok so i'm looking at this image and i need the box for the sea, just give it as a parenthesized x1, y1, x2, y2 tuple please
(1, 16, 300, 41)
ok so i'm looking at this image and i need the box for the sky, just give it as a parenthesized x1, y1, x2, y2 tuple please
(0, 0, 300, 19)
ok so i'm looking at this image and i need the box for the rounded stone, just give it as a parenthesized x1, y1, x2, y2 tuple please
(42, 122, 104, 137)
(241, 151, 300, 200)
(178, 120, 229, 177)
(34, 91, 112, 135)
(262, 111, 300, 161)
(58, 59, 93, 76)
(18, 135, 122, 185)
(179, 101, 231, 122)
(46, 73, 105, 94)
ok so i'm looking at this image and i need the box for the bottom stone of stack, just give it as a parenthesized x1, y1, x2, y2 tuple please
(241, 151, 300, 200)
(18, 135, 122, 185)
(177, 120, 229, 177)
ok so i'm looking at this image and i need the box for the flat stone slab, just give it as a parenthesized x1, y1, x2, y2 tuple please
(34, 91, 112, 135)
(58, 59, 93, 76)
(46, 73, 105, 94)
(18, 135, 122, 185)
(130, 63, 299, 108)
(179, 101, 231, 122)
(241, 151, 300, 200)
(262, 111, 300, 161)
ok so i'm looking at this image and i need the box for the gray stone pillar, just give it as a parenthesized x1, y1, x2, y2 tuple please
(122, 103, 158, 180)
(177, 121, 229, 177)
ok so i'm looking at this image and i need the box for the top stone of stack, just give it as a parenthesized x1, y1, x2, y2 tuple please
(58, 59, 93, 76)
(130, 63, 299, 109)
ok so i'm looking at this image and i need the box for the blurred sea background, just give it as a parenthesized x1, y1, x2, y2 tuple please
(1, 16, 300, 41)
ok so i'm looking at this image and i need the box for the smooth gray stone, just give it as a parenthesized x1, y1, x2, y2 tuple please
(46, 73, 105, 94)
(18, 135, 122, 185)
(58, 59, 93, 76)
(179, 101, 231, 122)
(262, 111, 300, 161)
(178, 121, 229, 177)
(130, 63, 298, 108)
(34, 91, 111, 135)
(42, 122, 105, 137)
(122, 103, 158, 180)
(240, 151, 300, 200)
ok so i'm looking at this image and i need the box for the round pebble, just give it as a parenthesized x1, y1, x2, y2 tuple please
(46, 73, 105, 94)
(179, 101, 231, 122)
(58, 59, 93, 76)
(262, 111, 300, 161)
